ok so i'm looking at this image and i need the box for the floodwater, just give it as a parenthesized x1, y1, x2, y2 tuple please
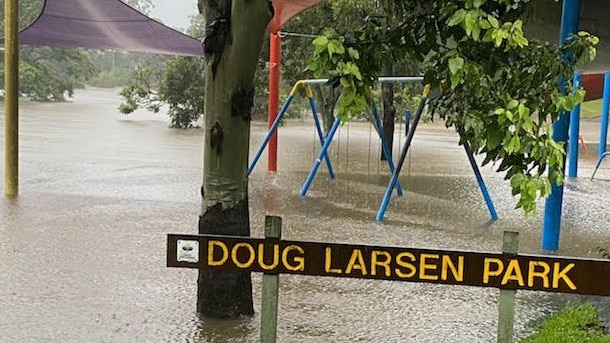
(1, 87, 609, 343)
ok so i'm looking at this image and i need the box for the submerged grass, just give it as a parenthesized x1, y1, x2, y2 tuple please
(520, 303, 610, 343)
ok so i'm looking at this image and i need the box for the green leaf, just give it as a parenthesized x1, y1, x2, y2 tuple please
(327, 40, 345, 58)
(448, 9, 466, 26)
(507, 99, 518, 109)
(448, 56, 464, 74)
(487, 128, 503, 150)
(451, 73, 462, 90)
(487, 15, 499, 29)
(347, 47, 360, 60)
(312, 36, 329, 47)
(464, 12, 478, 37)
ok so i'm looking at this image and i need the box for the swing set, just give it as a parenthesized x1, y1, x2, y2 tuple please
(249, 78, 498, 222)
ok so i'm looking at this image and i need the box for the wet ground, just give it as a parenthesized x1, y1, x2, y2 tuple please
(1, 88, 609, 342)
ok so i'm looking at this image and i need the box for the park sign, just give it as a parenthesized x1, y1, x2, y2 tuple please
(167, 234, 610, 296)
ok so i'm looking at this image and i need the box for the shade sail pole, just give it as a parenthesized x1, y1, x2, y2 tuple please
(4, 0, 18, 197)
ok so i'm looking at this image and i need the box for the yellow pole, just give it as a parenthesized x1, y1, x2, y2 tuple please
(4, 0, 18, 197)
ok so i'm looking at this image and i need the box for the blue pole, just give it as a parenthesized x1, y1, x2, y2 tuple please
(541, 0, 580, 252)
(308, 97, 336, 179)
(371, 102, 403, 196)
(300, 117, 342, 196)
(464, 143, 499, 221)
(248, 95, 294, 175)
(568, 73, 582, 178)
(376, 87, 429, 222)
(599, 73, 610, 159)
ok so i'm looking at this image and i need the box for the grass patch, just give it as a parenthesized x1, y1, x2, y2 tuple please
(520, 303, 610, 343)
(580, 99, 603, 119)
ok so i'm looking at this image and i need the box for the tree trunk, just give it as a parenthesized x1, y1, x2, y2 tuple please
(381, 66, 396, 161)
(197, 0, 272, 319)
(313, 85, 340, 136)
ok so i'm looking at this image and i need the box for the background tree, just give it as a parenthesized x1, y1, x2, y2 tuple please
(119, 55, 205, 128)
(0, 0, 94, 101)
(282, 0, 384, 134)
(122, 0, 153, 14)
(307, 0, 597, 214)
(89, 0, 157, 89)
(118, 14, 205, 128)
(283, 0, 420, 148)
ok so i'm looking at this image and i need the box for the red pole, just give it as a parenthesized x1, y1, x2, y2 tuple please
(268, 33, 281, 172)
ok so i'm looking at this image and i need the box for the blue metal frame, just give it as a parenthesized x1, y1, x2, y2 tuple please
(568, 73, 582, 178)
(376, 90, 429, 222)
(300, 117, 342, 196)
(591, 152, 610, 180)
(464, 143, 499, 221)
(248, 92, 335, 177)
(599, 73, 610, 160)
(542, 0, 581, 252)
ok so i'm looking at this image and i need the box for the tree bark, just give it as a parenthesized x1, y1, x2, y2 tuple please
(197, 0, 272, 319)
(381, 66, 396, 161)
(313, 85, 340, 136)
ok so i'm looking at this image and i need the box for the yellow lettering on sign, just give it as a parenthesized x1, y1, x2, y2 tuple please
(282, 245, 305, 271)
(483, 258, 504, 284)
(441, 255, 464, 282)
(231, 243, 255, 269)
(501, 260, 525, 286)
(208, 240, 228, 266)
(395, 252, 416, 278)
(325, 247, 342, 274)
(527, 261, 550, 288)
(371, 250, 392, 277)
(419, 254, 439, 280)
(552, 262, 576, 290)
(257, 243, 279, 270)
(345, 249, 367, 275)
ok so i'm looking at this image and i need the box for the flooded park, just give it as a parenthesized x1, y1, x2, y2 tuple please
(1, 87, 610, 342)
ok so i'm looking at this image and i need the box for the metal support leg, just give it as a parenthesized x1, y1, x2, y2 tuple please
(300, 117, 342, 196)
(376, 89, 429, 222)
(464, 143, 499, 221)
(309, 97, 336, 179)
(249, 96, 294, 175)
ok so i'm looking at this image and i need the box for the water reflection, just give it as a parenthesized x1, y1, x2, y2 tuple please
(0, 88, 609, 342)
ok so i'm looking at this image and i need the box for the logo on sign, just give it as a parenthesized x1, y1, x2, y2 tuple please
(177, 240, 199, 263)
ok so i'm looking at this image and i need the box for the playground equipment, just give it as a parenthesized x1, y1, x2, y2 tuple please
(588, 72, 610, 180)
(249, 77, 425, 199)
(569, 70, 610, 181)
(250, 78, 498, 222)
(375, 86, 498, 222)
(591, 152, 610, 180)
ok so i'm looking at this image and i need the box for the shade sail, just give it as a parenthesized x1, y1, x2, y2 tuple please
(268, 0, 325, 33)
(16, 0, 324, 55)
(18, 0, 204, 56)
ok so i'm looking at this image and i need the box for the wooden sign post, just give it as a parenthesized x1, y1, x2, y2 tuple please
(260, 216, 282, 343)
(498, 232, 519, 343)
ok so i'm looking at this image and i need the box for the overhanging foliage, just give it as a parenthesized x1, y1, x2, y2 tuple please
(308, 0, 598, 214)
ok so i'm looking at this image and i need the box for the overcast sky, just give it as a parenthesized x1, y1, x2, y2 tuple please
(150, 0, 197, 30)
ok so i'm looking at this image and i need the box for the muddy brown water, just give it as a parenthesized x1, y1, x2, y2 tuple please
(1, 88, 609, 342)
